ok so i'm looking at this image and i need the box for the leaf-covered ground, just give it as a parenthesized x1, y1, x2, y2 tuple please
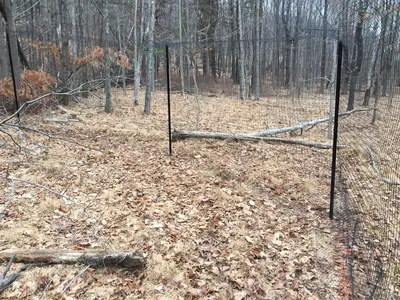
(0, 90, 346, 299)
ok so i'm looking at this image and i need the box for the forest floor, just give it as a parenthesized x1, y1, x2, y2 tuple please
(0, 88, 346, 299)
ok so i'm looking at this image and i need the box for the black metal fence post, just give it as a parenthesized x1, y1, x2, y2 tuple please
(329, 41, 343, 219)
(166, 45, 172, 156)
(5, 32, 20, 123)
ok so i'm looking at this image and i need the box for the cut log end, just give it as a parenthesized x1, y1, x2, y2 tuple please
(83, 252, 147, 270)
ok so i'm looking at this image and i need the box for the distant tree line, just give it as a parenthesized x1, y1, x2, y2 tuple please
(0, 0, 399, 113)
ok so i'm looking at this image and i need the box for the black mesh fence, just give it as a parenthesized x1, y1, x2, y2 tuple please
(165, 36, 400, 298)
(334, 39, 400, 299)
(165, 36, 346, 297)
(166, 36, 339, 138)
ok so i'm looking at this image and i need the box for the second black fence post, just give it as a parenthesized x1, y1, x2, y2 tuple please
(329, 41, 343, 219)
(166, 45, 172, 156)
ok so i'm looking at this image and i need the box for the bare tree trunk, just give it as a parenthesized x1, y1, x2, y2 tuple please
(347, 0, 367, 111)
(133, 0, 139, 105)
(254, 0, 260, 100)
(0, 28, 8, 79)
(1, 0, 21, 89)
(282, 0, 291, 87)
(178, 0, 185, 95)
(117, 15, 126, 96)
(363, 22, 379, 106)
(341, 0, 350, 95)
(291, 1, 301, 89)
(144, 0, 155, 114)
(104, 0, 112, 113)
(59, 0, 70, 105)
(70, 0, 77, 88)
(319, 0, 328, 94)
(230, 0, 237, 84)
(238, 0, 246, 100)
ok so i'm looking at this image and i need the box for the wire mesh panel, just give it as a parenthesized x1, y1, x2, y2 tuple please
(165, 36, 347, 297)
(335, 39, 400, 299)
(167, 36, 339, 143)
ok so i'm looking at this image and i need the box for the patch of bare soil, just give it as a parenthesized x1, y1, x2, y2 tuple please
(0, 89, 345, 299)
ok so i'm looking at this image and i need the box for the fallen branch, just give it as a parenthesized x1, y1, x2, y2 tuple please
(172, 130, 344, 149)
(251, 108, 376, 137)
(364, 144, 400, 185)
(0, 250, 146, 271)
(3, 123, 103, 153)
(0, 174, 81, 207)
(44, 118, 80, 124)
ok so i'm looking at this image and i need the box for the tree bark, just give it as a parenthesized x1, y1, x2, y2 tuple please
(0, 250, 146, 271)
(0, 26, 8, 79)
(1, 0, 21, 89)
(282, 0, 291, 87)
(347, 0, 367, 111)
(362, 22, 379, 106)
(178, 0, 185, 95)
(238, 0, 246, 100)
(104, 0, 112, 113)
(319, 0, 328, 94)
(70, 0, 77, 87)
(144, 0, 155, 114)
(59, 0, 70, 105)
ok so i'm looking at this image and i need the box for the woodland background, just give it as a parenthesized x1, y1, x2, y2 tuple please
(0, 0, 399, 113)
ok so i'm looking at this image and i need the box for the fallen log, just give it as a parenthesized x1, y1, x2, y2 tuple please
(251, 108, 376, 137)
(0, 250, 146, 271)
(172, 130, 344, 149)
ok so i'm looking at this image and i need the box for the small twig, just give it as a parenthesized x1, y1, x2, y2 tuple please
(61, 265, 90, 295)
(364, 144, 400, 185)
(0, 128, 21, 152)
(40, 277, 53, 300)
(3, 123, 103, 153)
(1, 254, 16, 280)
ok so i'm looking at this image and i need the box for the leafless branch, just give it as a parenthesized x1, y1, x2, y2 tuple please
(252, 108, 377, 137)
(3, 123, 104, 153)
(364, 144, 400, 186)
(0, 174, 82, 207)
(1, 254, 15, 280)
(61, 265, 90, 295)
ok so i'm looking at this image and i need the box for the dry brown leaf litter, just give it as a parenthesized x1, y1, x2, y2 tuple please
(0, 89, 345, 299)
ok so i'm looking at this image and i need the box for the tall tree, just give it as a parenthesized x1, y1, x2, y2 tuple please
(58, 0, 70, 105)
(104, 0, 111, 113)
(69, 0, 77, 87)
(178, 0, 185, 95)
(133, 0, 145, 105)
(238, 0, 246, 99)
(0, 27, 8, 79)
(144, 0, 155, 114)
(347, 0, 368, 111)
(319, 0, 328, 94)
(250, 0, 261, 100)
(0, 0, 21, 89)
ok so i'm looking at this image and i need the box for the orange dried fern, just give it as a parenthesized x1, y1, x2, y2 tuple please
(0, 71, 56, 113)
